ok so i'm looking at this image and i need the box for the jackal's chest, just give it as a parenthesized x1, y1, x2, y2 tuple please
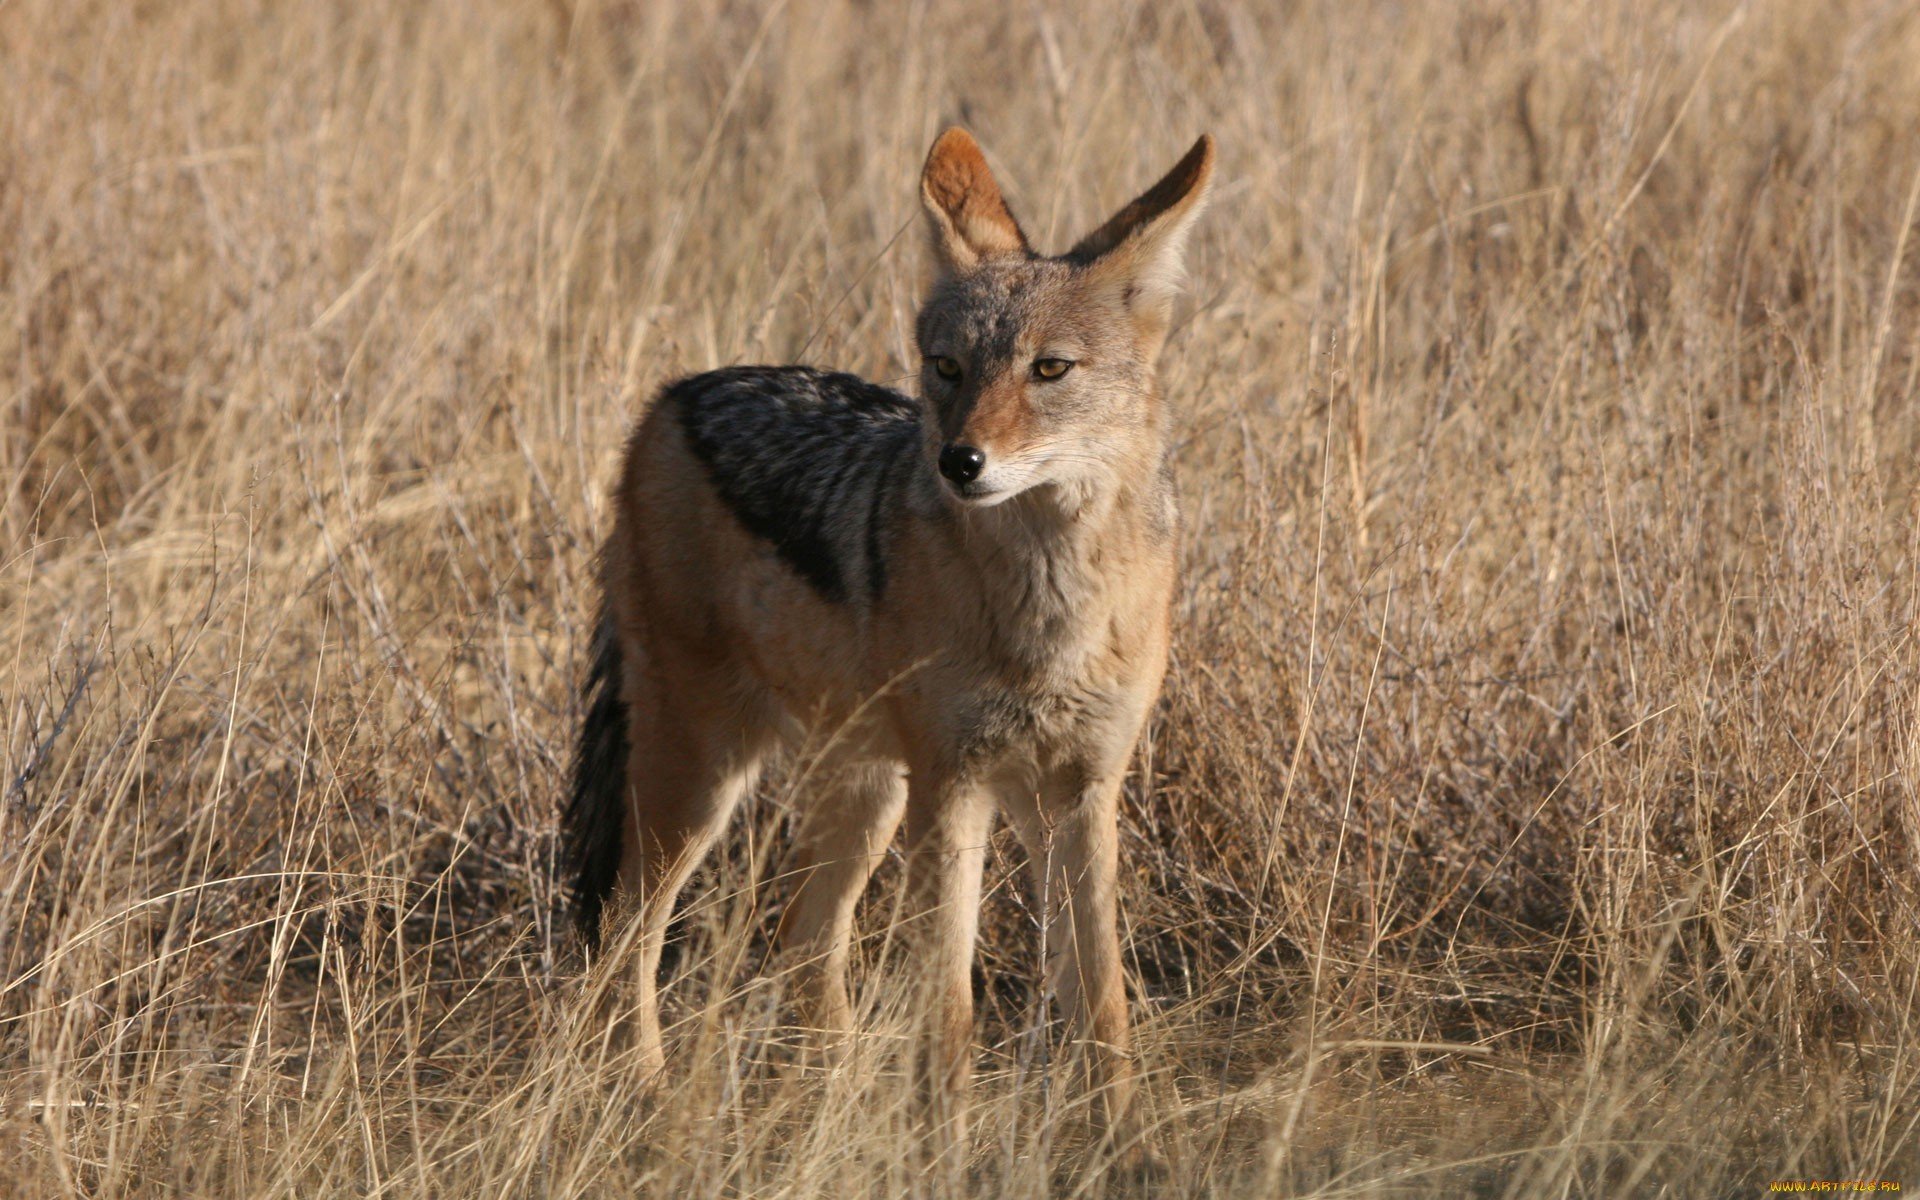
(939, 607, 1160, 769)
(955, 676, 1128, 763)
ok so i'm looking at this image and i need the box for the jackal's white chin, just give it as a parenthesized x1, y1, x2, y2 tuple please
(944, 480, 1025, 507)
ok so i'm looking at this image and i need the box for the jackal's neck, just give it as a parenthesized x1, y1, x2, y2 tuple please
(934, 445, 1175, 618)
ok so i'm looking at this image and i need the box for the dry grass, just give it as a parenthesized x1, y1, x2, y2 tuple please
(6, 0, 1920, 1194)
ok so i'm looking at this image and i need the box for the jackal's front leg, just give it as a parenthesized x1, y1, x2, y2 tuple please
(901, 772, 995, 1165)
(1010, 771, 1138, 1146)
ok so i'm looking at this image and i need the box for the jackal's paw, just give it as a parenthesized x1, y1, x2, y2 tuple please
(1102, 1142, 1172, 1196)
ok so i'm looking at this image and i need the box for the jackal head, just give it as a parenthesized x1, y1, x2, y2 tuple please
(914, 128, 1213, 507)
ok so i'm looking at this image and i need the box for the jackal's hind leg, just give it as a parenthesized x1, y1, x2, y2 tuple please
(772, 760, 907, 1059)
(608, 694, 767, 1077)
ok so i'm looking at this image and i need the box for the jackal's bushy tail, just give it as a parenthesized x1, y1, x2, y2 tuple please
(565, 609, 628, 948)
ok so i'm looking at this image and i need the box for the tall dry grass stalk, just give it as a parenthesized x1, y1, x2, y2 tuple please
(5, 0, 1920, 1194)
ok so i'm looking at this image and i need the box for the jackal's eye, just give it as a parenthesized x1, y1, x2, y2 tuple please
(932, 356, 963, 382)
(1032, 358, 1075, 380)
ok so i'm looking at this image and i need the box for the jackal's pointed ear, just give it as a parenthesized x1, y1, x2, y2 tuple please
(1070, 135, 1215, 324)
(920, 128, 1032, 275)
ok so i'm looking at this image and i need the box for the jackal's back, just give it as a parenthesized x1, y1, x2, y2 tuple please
(665, 366, 921, 605)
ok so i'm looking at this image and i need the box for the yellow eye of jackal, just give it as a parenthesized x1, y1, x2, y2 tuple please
(1033, 358, 1074, 380)
(932, 356, 962, 381)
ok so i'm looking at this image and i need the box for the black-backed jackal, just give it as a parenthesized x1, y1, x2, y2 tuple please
(565, 127, 1213, 1155)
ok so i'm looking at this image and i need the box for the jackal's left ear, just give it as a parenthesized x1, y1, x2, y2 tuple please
(921, 128, 1032, 275)
(1070, 135, 1215, 324)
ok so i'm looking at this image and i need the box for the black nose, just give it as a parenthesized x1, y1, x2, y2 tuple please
(939, 443, 986, 485)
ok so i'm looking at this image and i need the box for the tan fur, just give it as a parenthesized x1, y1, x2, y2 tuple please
(593, 128, 1213, 1158)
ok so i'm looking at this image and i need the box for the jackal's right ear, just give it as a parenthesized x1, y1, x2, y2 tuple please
(1069, 135, 1215, 326)
(920, 128, 1032, 275)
